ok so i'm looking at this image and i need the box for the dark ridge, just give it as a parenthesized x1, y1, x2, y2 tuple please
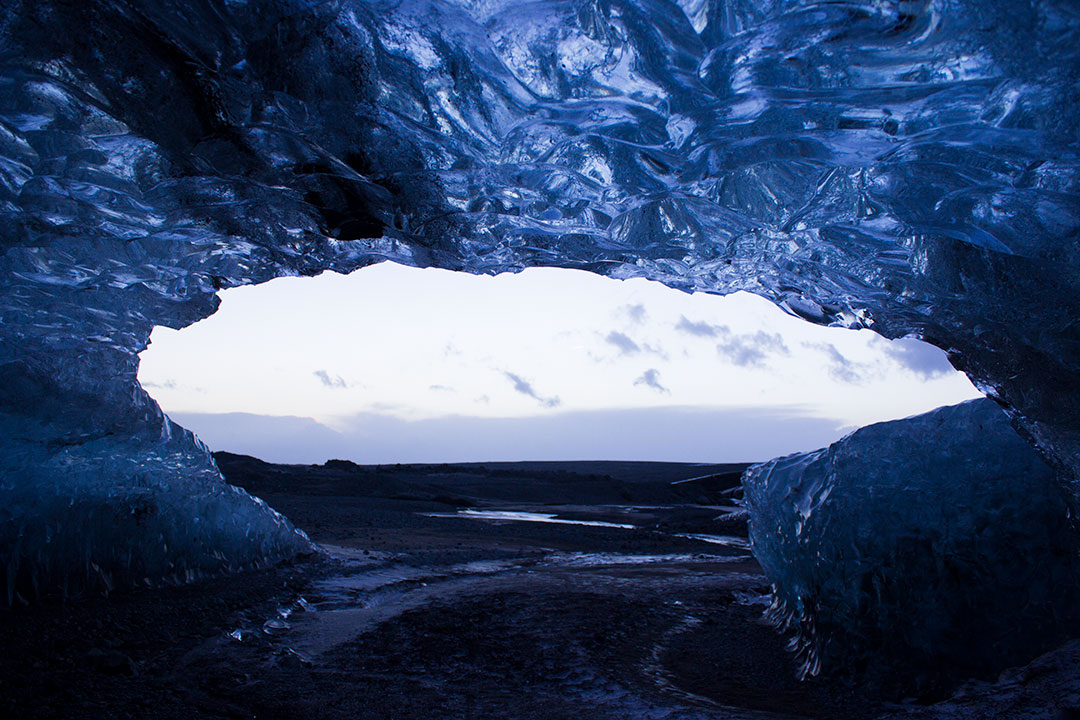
(213, 451, 750, 507)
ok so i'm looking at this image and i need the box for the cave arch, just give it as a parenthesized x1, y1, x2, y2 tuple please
(1, 0, 1077, 619)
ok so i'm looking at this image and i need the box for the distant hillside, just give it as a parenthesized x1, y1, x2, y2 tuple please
(214, 452, 749, 507)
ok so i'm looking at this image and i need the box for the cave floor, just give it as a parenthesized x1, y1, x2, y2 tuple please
(2, 460, 1075, 719)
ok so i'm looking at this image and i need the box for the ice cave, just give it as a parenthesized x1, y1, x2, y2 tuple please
(2, 0, 1079, 698)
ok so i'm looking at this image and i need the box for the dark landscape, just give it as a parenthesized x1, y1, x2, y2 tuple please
(7, 451, 1080, 719)
(0, 454, 896, 720)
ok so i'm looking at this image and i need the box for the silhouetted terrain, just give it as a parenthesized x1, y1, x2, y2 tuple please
(214, 452, 748, 505)
(214, 452, 751, 555)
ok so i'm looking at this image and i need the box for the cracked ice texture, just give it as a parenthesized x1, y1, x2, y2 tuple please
(742, 399, 1080, 689)
(0, 0, 1077, 600)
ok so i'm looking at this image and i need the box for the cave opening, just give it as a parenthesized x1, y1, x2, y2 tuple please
(2, 0, 1078, 712)
(136, 261, 981, 465)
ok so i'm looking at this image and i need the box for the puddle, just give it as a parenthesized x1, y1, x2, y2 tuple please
(542, 552, 748, 568)
(674, 533, 751, 550)
(425, 509, 636, 529)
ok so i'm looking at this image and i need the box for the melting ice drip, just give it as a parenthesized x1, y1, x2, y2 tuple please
(0, 0, 1077, 685)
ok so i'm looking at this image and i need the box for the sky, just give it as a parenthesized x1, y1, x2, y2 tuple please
(138, 262, 982, 464)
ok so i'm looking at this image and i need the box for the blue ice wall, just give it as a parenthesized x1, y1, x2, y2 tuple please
(0, 0, 1077, 603)
(743, 399, 1080, 689)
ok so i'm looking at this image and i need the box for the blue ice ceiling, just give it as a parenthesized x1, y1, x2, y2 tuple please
(0, 0, 1077, 648)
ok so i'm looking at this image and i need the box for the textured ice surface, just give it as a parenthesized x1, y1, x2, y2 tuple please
(0, 0, 1078, 600)
(742, 399, 1080, 688)
(0, 409, 314, 604)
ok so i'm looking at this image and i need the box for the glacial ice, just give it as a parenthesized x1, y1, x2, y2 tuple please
(742, 398, 1080, 689)
(0, 0, 1077, 622)
(0, 407, 314, 605)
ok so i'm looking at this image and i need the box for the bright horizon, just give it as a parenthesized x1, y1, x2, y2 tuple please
(138, 262, 982, 464)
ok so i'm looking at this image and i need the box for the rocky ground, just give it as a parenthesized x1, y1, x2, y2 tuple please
(2, 455, 1077, 719)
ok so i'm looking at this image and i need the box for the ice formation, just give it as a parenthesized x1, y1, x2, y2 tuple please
(0, 0, 1077, 624)
(743, 399, 1080, 689)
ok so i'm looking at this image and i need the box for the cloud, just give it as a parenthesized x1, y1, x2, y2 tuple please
(678, 317, 791, 366)
(172, 406, 848, 465)
(365, 400, 406, 413)
(168, 411, 348, 465)
(716, 332, 790, 367)
(605, 331, 641, 355)
(884, 338, 954, 379)
(503, 371, 561, 408)
(805, 342, 862, 383)
(675, 316, 728, 338)
(634, 368, 670, 394)
(621, 304, 648, 325)
(143, 379, 206, 394)
(429, 384, 454, 392)
(313, 370, 348, 388)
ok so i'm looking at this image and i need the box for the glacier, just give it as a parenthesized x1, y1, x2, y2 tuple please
(742, 398, 1080, 690)
(0, 0, 1078, 679)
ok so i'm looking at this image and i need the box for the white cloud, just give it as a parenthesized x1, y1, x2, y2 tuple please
(716, 331, 790, 368)
(503, 371, 561, 408)
(883, 337, 955, 379)
(621, 303, 648, 324)
(675, 315, 725, 338)
(313, 370, 348, 388)
(170, 406, 850, 464)
(604, 331, 641, 355)
(634, 368, 670, 394)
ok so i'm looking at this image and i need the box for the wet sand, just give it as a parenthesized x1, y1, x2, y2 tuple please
(0, 455, 915, 719)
